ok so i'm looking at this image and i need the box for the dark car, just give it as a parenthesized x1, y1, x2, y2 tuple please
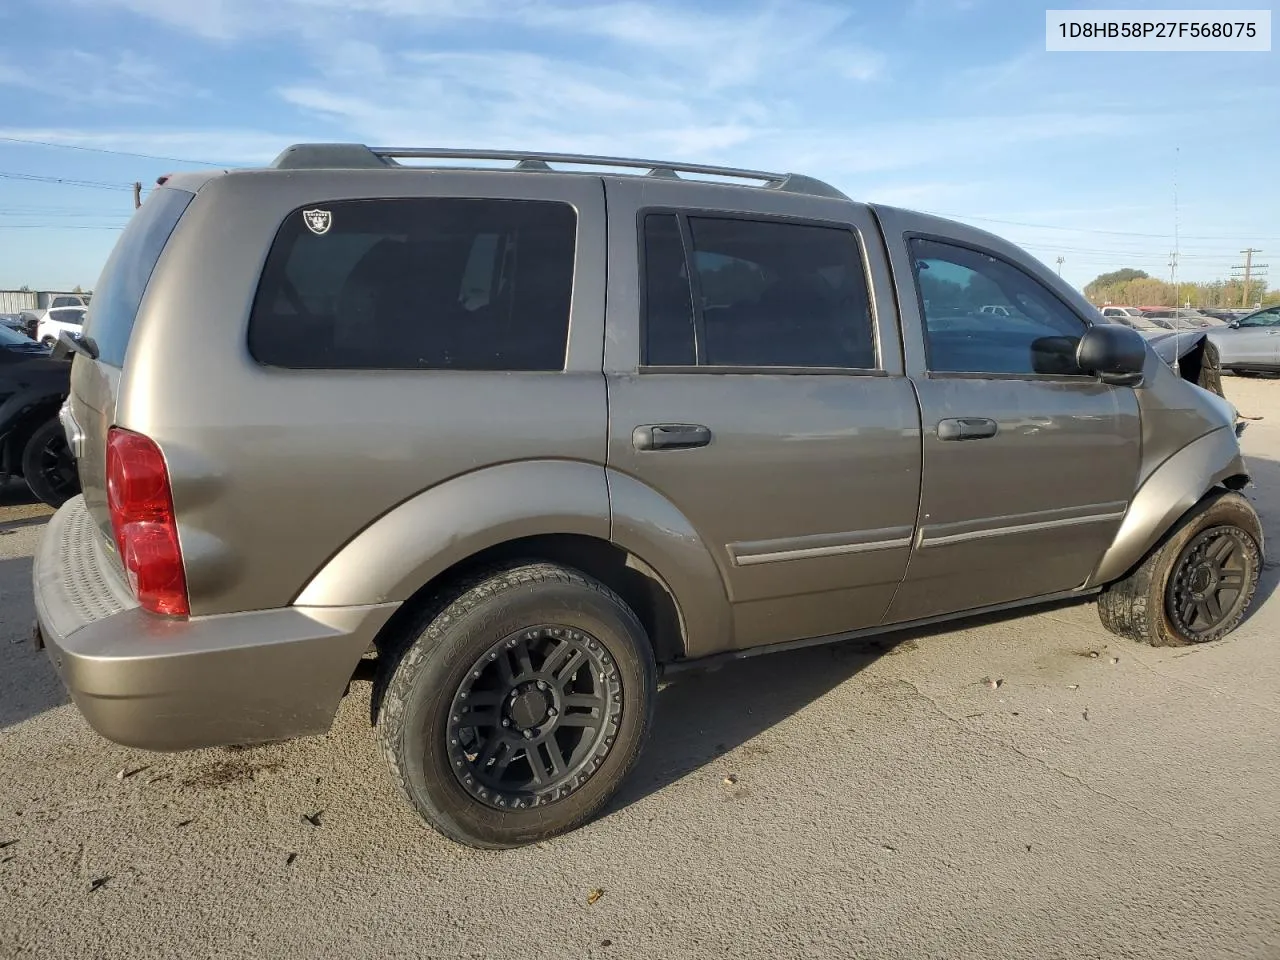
(0, 326, 80, 506)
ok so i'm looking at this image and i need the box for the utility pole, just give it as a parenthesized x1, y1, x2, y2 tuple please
(1232, 248, 1267, 307)
(1055, 256, 1064, 276)
(133, 181, 142, 209)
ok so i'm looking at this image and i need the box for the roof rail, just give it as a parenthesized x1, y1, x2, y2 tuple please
(268, 143, 848, 200)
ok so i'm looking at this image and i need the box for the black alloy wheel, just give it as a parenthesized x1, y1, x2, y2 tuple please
(1165, 526, 1256, 638)
(22, 418, 81, 508)
(446, 625, 622, 810)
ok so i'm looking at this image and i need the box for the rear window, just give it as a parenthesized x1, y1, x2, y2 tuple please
(248, 198, 577, 371)
(82, 187, 193, 367)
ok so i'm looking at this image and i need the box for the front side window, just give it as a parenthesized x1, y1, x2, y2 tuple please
(909, 238, 1088, 376)
(641, 212, 876, 369)
(1238, 307, 1280, 327)
(249, 198, 577, 371)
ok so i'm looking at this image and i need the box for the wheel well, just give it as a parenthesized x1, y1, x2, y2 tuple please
(1222, 473, 1250, 491)
(373, 534, 687, 668)
(1, 401, 61, 476)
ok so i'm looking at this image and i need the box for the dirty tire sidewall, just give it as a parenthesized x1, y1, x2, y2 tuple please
(379, 564, 655, 849)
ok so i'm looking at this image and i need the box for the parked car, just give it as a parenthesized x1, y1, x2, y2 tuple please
(1144, 309, 1223, 328)
(0, 326, 80, 506)
(35, 306, 87, 347)
(1206, 304, 1280, 375)
(1198, 309, 1241, 323)
(0, 313, 27, 333)
(33, 144, 1262, 850)
(1099, 306, 1167, 336)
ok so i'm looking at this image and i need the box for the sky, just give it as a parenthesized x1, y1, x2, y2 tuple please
(0, 0, 1275, 292)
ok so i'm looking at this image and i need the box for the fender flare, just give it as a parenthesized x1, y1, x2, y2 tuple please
(606, 469, 733, 659)
(295, 460, 612, 607)
(293, 460, 735, 660)
(1087, 427, 1251, 587)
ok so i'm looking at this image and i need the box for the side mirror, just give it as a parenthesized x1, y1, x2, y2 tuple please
(1077, 323, 1146, 385)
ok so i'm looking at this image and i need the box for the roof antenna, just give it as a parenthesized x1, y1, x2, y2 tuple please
(1171, 145, 1181, 375)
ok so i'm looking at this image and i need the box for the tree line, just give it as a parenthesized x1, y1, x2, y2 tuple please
(1084, 269, 1279, 309)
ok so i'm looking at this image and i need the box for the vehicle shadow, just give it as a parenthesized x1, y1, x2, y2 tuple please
(608, 597, 1093, 815)
(1238, 452, 1280, 624)
(610, 443, 1280, 814)
(0, 478, 38, 507)
(0, 556, 68, 731)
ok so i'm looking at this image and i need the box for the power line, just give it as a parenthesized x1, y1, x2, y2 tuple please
(921, 209, 1280, 243)
(0, 135, 224, 167)
(0, 170, 134, 191)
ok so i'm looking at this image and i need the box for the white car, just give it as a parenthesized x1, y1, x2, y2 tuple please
(35, 306, 87, 347)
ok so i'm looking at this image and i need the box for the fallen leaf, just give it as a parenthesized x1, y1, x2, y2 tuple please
(286, 852, 297, 866)
(1088, 651, 1100, 659)
(175, 819, 193, 829)
(89, 876, 111, 893)
(1110, 657, 1119, 665)
(0, 840, 16, 850)
(302, 811, 323, 827)
(1082, 709, 1090, 721)
(601, 940, 613, 948)
(1025, 844, 1032, 852)
(587, 888, 604, 906)
(0, 856, 13, 864)
(722, 775, 738, 786)
(881, 843, 897, 852)
(1068, 684, 1079, 690)
(986, 678, 1003, 690)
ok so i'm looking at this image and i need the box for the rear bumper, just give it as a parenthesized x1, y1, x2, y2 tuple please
(33, 496, 399, 751)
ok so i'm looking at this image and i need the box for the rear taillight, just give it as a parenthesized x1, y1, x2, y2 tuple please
(106, 427, 189, 617)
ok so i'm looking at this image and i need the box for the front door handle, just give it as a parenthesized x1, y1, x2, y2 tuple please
(633, 423, 712, 451)
(937, 417, 998, 441)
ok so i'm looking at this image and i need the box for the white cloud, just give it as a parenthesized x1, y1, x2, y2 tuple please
(0, 50, 199, 105)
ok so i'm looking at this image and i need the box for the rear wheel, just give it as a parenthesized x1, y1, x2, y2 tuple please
(376, 562, 656, 848)
(1098, 490, 1262, 646)
(21, 418, 80, 508)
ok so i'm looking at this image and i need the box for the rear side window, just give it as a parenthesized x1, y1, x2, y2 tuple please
(248, 198, 577, 371)
(83, 187, 193, 367)
(641, 212, 876, 369)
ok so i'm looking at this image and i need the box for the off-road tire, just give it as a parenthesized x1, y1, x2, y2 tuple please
(376, 562, 656, 849)
(1098, 489, 1262, 646)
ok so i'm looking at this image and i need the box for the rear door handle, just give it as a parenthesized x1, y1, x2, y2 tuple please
(633, 423, 712, 451)
(937, 417, 998, 441)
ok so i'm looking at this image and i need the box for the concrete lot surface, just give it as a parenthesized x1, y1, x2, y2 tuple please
(2, 379, 1279, 960)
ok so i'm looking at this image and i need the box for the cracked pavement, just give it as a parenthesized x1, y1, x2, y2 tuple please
(2, 378, 1279, 959)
